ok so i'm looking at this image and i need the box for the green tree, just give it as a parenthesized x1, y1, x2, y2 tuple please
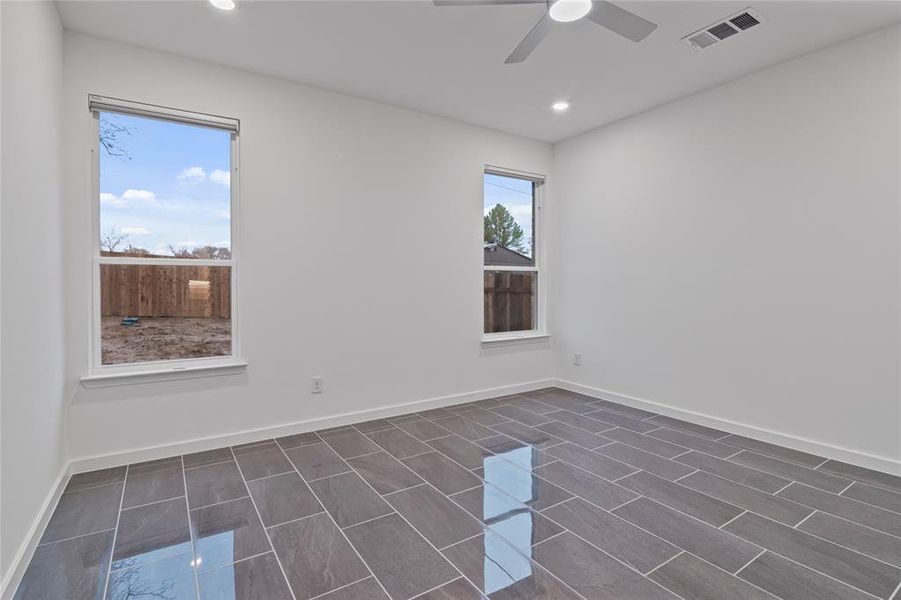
(484, 204, 526, 253)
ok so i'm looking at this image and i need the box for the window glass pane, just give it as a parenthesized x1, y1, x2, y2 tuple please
(100, 264, 231, 364)
(99, 111, 231, 259)
(484, 174, 534, 266)
(484, 271, 536, 334)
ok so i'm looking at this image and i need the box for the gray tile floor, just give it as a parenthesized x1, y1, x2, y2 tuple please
(13, 388, 901, 600)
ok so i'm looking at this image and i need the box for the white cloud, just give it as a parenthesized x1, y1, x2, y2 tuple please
(100, 192, 127, 207)
(121, 227, 151, 236)
(174, 240, 200, 249)
(121, 189, 156, 202)
(178, 166, 207, 181)
(209, 169, 230, 185)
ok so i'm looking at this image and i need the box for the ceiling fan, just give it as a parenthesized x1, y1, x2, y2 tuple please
(433, 0, 658, 64)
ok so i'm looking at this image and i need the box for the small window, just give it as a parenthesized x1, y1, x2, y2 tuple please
(91, 97, 239, 371)
(483, 170, 542, 336)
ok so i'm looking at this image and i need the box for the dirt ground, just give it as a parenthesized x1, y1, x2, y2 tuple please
(102, 316, 232, 364)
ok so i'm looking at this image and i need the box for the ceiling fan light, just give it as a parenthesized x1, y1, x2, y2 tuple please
(548, 0, 592, 23)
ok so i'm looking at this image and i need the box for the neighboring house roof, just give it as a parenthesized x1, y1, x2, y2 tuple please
(484, 243, 533, 267)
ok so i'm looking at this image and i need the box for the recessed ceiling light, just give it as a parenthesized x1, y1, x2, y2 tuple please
(548, 0, 592, 23)
(210, 0, 236, 11)
(552, 101, 570, 112)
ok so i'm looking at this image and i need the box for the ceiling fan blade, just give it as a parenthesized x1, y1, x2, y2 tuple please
(505, 13, 553, 64)
(587, 1, 657, 42)
(433, 0, 544, 5)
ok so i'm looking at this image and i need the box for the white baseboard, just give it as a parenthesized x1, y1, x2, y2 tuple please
(554, 379, 901, 476)
(7, 375, 898, 600)
(69, 378, 554, 474)
(1, 464, 71, 600)
(3, 378, 551, 598)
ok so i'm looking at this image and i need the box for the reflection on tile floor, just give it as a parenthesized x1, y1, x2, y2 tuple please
(13, 387, 901, 600)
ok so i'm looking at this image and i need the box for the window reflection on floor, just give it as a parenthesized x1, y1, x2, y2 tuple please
(108, 548, 195, 600)
(481, 446, 537, 594)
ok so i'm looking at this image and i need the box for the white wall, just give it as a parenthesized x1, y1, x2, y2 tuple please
(62, 33, 554, 462)
(553, 25, 900, 467)
(0, 0, 67, 584)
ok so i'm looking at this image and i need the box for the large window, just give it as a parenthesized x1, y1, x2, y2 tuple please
(483, 168, 543, 337)
(90, 96, 239, 373)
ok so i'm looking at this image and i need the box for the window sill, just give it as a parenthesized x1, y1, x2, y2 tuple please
(481, 332, 550, 348)
(80, 359, 247, 388)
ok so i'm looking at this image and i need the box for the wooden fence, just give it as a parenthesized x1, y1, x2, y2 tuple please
(484, 271, 534, 333)
(100, 264, 231, 318)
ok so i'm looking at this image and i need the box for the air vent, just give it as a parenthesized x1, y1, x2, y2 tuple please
(687, 31, 718, 49)
(708, 22, 739, 40)
(730, 11, 760, 30)
(682, 7, 764, 51)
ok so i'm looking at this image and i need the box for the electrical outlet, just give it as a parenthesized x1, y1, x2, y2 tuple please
(573, 353, 582, 366)
(311, 377, 323, 394)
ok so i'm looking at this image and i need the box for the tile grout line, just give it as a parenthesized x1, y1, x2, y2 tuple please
(381, 482, 429, 497)
(530, 499, 692, 600)
(611, 469, 641, 483)
(263, 510, 327, 531)
(608, 495, 642, 512)
(307, 574, 373, 600)
(536, 497, 574, 514)
(187, 494, 252, 512)
(206, 549, 279, 571)
(792, 509, 817, 530)
(183, 457, 235, 471)
(643, 550, 684, 577)
(406, 576, 465, 599)
(669, 549, 787, 600)
(179, 456, 201, 600)
(717, 509, 748, 530)
(777, 485, 901, 530)
(739, 543, 888, 600)
(734, 509, 901, 583)
(838, 480, 856, 495)
(100, 464, 129, 600)
(35, 527, 118, 548)
(305, 469, 354, 483)
(684, 451, 842, 496)
(771, 481, 795, 495)
(349, 428, 531, 600)
(120, 493, 188, 512)
(673, 469, 700, 483)
(812, 457, 832, 470)
(57, 476, 127, 496)
(438, 530, 484, 552)
(889, 578, 901, 600)
(338, 511, 397, 531)
(789, 504, 901, 546)
(270, 441, 395, 600)
(463, 393, 901, 596)
(228, 446, 299, 600)
(733, 549, 767, 576)
(780, 481, 901, 516)
(617, 487, 900, 594)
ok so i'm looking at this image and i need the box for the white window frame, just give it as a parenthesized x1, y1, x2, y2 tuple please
(482, 165, 548, 344)
(83, 96, 244, 383)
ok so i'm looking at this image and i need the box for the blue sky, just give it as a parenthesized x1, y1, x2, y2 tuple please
(484, 173, 534, 258)
(99, 112, 231, 256)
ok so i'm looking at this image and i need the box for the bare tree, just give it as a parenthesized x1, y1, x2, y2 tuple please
(101, 228, 130, 253)
(168, 245, 231, 260)
(99, 113, 134, 159)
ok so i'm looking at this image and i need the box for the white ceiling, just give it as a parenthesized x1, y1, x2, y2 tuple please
(56, 0, 900, 142)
